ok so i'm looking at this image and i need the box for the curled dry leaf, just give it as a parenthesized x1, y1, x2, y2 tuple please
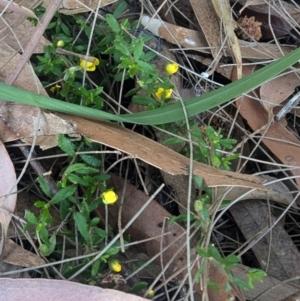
(0, 278, 150, 301)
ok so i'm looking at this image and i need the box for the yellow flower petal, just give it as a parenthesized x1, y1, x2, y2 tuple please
(109, 259, 122, 273)
(155, 87, 173, 100)
(165, 62, 179, 75)
(102, 190, 118, 205)
(79, 58, 100, 72)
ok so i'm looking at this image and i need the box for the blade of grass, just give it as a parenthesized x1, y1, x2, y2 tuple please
(0, 48, 300, 125)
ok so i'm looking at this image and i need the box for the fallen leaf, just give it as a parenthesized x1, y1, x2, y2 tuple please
(232, 65, 300, 187)
(141, 16, 295, 60)
(0, 0, 37, 19)
(0, 12, 50, 54)
(3, 239, 45, 267)
(0, 43, 78, 149)
(0, 140, 17, 258)
(43, 0, 119, 15)
(58, 113, 265, 189)
(260, 71, 300, 120)
(230, 199, 300, 281)
(190, 0, 223, 59)
(0, 278, 150, 301)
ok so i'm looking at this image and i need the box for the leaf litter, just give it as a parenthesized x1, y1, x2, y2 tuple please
(1, 0, 300, 300)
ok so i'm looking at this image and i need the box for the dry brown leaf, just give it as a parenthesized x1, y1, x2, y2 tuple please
(212, 0, 242, 78)
(0, 278, 150, 301)
(231, 199, 300, 282)
(43, 0, 118, 15)
(58, 113, 265, 189)
(0, 13, 50, 53)
(0, 140, 17, 258)
(232, 66, 300, 187)
(0, 43, 78, 149)
(190, 0, 222, 59)
(3, 239, 45, 267)
(0, 0, 37, 18)
(260, 71, 300, 121)
(141, 16, 294, 60)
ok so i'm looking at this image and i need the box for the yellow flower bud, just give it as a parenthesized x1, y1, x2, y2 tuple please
(165, 62, 179, 75)
(155, 87, 173, 101)
(147, 289, 155, 298)
(79, 58, 100, 72)
(56, 40, 65, 48)
(102, 190, 118, 205)
(109, 259, 122, 273)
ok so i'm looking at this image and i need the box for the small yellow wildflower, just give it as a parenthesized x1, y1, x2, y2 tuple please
(109, 259, 122, 273)
(165, 62, 179, 75)
(102, 190, 118, 205)
(56, 40, 65, 48)
(49, 84, 61, 93)
(155, 87, 173, 101)
(79, 58, 100, 72)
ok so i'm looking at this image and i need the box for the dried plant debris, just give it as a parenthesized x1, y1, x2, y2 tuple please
(236, 15, 262, 41)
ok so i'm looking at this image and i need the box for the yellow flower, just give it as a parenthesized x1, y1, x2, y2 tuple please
(56, 40, 65, 48)
(79, 58, 100, 72)
(109, 259, 122, 273)
(102, 190, 118, 205)
(49, 84, 61, 93)
(155, 87, 173, 100)
(165, 62, 179, 75)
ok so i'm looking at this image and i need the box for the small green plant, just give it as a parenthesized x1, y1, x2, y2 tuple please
(24, 135, 120, 280)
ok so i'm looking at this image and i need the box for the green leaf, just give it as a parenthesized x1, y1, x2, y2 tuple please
(132, 95, 157, 106)
(38, 176, 52, 197)
(113, 1, 127, 18)
(106, 14, 120, 33)
(193, 176, 203, 189)
(133, 39, 144, 61)
(49, 185, 77, 205)
(103, 247, 119, 257)
(79, 154, 102, 167)
(129, 281, 148, 293)
(24, 210, 38, 230)
(74, 212, 90, 241)
(91, 259, 101, 276)
(163, 137, 184, 145)
(64, 163, 87, 174)
(58, 134, 75, 157)
(1, 47, 300, 125)
(34, 200, 46, 208)
(66, 173, 89, 186)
